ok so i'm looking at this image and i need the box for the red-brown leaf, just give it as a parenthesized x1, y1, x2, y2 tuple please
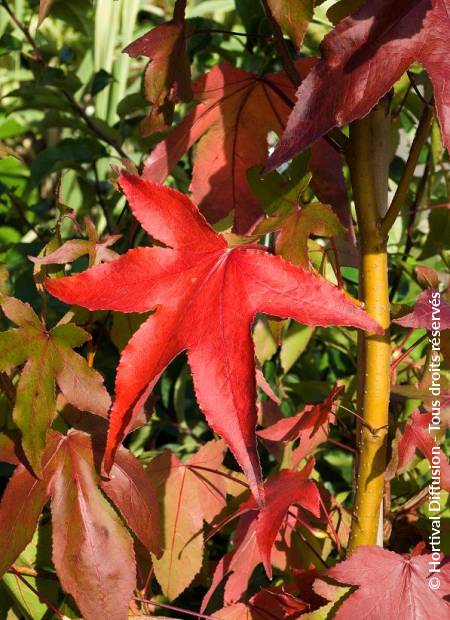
(146, 441, 226, 600)
(47, 431, 136, 620)
(124, 16, 192, 134)
(396, 410, 450, 491)
(143, 61, 351, 234)
(394, 289, 450, 330)
(0, 464, 48, 577)
(100, 445, 161, 555)
(320, 547, 450, 619)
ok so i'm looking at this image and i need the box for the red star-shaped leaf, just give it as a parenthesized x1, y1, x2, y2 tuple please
(45, 173, 381, 504)
(268, 0, 450, 169)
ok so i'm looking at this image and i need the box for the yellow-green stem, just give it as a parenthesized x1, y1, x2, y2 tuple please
(348, 108, 391, 551)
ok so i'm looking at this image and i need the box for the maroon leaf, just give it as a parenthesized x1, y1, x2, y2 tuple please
(268, 0, 450, 169)
(394, 289, 450, 330)
(0, 463, 49, 577)
(124, 1, 191, 134)
(396, 410, 450, 491)
(250, 587, 308, 619)
(320, 546, 450, 619)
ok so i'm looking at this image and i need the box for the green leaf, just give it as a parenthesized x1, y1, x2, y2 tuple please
(91, 69, 114, 96)
(280, 322, 314, 373)
(0, 34, 21, 56)
(30, 138, 107, 184)
(0, 298, 110, 474)
(266, 0, 314, 49)
(276, 202, 346, 268)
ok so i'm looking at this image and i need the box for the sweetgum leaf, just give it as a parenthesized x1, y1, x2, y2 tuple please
(203, 465, 318, 609)
(0, 297, 111, 474)
(266, 0, 314, 49)
(124, 11, 192, 135)
(268, 0, 450, 170)
(45, 173, 381, 504)
(257, 385, 341, 463)
(239, 466, 320, 578)
(321, 547, 450, 619)
(100, 445, 161, 555)
(0, 460, 49, 578)
(30, 219, 121, 266)
(143, 60, 351, 233)
(396, 410, 450, 491)
(214, 604, 253, 619)
(276, 202, 346, 268)
(147, 440, 226, 600)
(38, 0, 55, 26)
(250, 587, 308, 619)
(0, 425, 159, 620)
(394, 289, 450, 329)
(201, 512, 261, 610)
(47, 431, 136, 620)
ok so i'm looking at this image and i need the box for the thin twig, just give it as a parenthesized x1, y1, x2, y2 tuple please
(0, 372, 16, 404)
(9, 568, 66, 619)
(380, 103, 434, 235)
(389, 153, 431, 300)
(187, 463, 249, 488)
(133, 597, 220, 619)
(189, 28, 272, 39)
(260, 0, 300, 88)
(9, 564, 57, 580)
(0, 0, 42, 60)
(93, 162, 115, 233)
(61, 89, 127, 159)
(390, 333, 427, 373)
(260, 76, 347, 153)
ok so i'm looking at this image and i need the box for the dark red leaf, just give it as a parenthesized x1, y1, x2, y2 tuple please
(123, 4, 191, 134)
(250, 587, 308, 619)
(0, 463, 48, 577)
(268, 0, 450, 169)
(100, 445, 161, 556)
